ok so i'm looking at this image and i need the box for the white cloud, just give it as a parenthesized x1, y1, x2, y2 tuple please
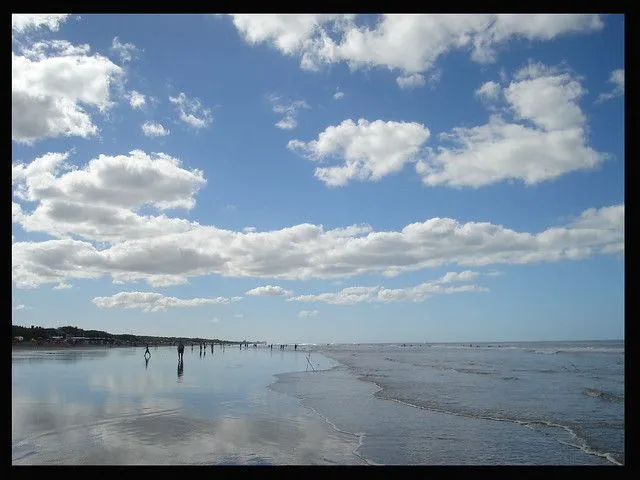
(333, 89, 345, 100)
(12, 203, 623, 289)
(92, 292, 236, 312)
(13, 304, 32, 310)
(12, 150, 205, 244)
(12, 14, 70, 32)
(245, 285, 293, 296)
(289, 118, 430, 186)
(268, 94, 309, 130)
(141, 121, 170, 137)
(475, 80, 501, 101)
(397, 73, 425, 89)
(13, 150, 205, 210)
(169, 92, 212, 129)
(53, 282, 72, 290)
(417, 63, 604, 187)
(440, 270, 479, 283)
(228, 14, 603, 84)
(111, 37, 139, 63)
(12, 41, 123, 143)
(128, 90, 146, 109)
(298, 310, 319, 318)
(597, 68, 625, 103)
(289, 272, 487, 305)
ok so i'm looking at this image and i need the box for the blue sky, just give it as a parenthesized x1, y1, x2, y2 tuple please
(11, 14, 624, 344)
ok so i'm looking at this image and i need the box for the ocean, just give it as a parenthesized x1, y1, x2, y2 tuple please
(12, 340, 624, 465)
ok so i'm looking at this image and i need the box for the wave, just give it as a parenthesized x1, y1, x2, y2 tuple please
(381, 394, 622, 466)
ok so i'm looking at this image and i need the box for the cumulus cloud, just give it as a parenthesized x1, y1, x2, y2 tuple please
(245, 285, 293, 296)
(12, 150, 205, 244)
(13, 304, 31, 310)
(12, 14, 70, 32)
(298, 310, 319, 318)
(141, 121, 170, 137)
(416, 63, 604, 187)
(288, 118, 430, 186)
(289, 272, 487, 305)
(12, 40, 123, 143)
(128, 90, 146, 109)
(596, 68, 624, 103)
(268, 94, 309, 129)
(92, 292, 236, 312)
(111, 37, 139, 63)
(228, 15, 603, 84)
(169, 92, 212, 129)
(12, 203, 623, 289)
(333, 89, 345, 100)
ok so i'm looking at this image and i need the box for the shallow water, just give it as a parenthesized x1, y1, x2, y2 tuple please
(291, 341, 624, 465)
(12, 345, 364, 465)
(12, 341, 624, 465)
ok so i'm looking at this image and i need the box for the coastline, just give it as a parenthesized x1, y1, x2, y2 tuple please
(12, 343, 143, 351)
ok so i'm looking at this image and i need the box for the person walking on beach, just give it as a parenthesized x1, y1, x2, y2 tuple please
(144, 344, 151, 358)
(178, 341, 185, 361)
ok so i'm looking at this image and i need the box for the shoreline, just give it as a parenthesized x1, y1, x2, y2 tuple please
(12, 344, 156, 351)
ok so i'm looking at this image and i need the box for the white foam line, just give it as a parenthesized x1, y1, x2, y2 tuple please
(316, 353, 624, 466)
(384, 396, 622, 466)
(302, 405, 380, 466)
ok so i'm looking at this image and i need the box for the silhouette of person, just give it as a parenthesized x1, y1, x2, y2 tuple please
(145, 356, 150, 369)
(144, 344, 151, 358)
(177, 359, 184, 382)
(295, 344, 297, 351)
(211, 343, 214, 353)
(178, 341, 185, 361)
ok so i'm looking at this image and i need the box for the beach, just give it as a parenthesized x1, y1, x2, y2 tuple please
(12, 341, 624, 465)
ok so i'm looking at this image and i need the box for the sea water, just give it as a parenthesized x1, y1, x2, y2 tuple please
(12, 340, 624, 465)
(277, 340, 624, 465)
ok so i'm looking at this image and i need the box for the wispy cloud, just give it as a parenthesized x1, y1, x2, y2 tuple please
(169, 92, 213, 129)
(268, 94, 309, 130)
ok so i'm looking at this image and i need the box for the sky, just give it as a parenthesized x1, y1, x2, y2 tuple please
(11, 14, 624, 344)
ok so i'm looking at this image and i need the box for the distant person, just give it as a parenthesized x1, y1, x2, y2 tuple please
(211, 343, 214, 353)
(295, 344, 297, 351)
(178, 341, 185, 361)
(270, 344, 273, 350)
(144, 344, 151, 358)
(191, 344, 194, 352)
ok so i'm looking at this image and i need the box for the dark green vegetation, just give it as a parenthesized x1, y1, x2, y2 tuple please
(12, 324, 252, 347)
